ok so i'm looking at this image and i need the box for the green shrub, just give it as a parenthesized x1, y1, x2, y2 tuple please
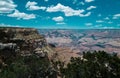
(59, 51, 120, 78)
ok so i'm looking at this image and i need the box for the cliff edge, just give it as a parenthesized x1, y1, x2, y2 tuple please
(0, 27, 56, 60)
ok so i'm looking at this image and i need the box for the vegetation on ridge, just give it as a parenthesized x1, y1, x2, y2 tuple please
(1, 50, 120, 78)
(57, 51, 120, 78)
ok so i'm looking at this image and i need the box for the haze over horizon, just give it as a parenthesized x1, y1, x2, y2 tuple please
(0, 0, 120, 29)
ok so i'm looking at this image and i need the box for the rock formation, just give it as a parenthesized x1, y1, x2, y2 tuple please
(0, 27, 57, 69)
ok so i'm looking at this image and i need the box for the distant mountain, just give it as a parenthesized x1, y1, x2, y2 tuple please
(39, 29, 120, 56)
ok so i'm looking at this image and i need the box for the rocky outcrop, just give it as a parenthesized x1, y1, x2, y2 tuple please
(0, 28, 61, 78)
(0, 43, 17, 50)
(0, 27, 55, 58)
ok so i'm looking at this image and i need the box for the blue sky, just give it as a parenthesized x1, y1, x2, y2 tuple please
(0, 0, 120, 29)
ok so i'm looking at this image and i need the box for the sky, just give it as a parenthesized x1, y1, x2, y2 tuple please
(0, 0, 120, 29)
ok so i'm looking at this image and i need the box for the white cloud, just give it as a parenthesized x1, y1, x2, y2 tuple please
(80, 12, 91, 17)
(87, 6, 96, 10)
(73, 0, 77, 4)
(85, 23, 93, 26)
(52, 16, 66, 25)
(26, 1, 46, 10)
(76, 2, 85, 6)
(57, 22, 66, 25)
(0, 0, 17, 13)
(52, 16, 64, 22)
(95, 24, 102, 27)
(85, 0, 94, 3)
(0, 23, 21, 27)
(96, 20, 104, 23)
(46, 3, 91, 17)
(79, 2, 85, 5)
(44, 0, 48, 2)
(113, 17, 117, 19)
(7, 10, 36, 20)
(114, 14, 120, 17)
(113, 14, 120, 19)
(104, 17, 109, 20)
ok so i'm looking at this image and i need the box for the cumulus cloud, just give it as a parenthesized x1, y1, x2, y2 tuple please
(85, 0, 94, 3)
(52, 16, 66, 25)
(26, 1, 46, 10)
(87, 6, 96, 10)
(46, 3, 91, 17)
(0, 0, 17, 13)
(96, 20, 104, 23)
(52, 16, 64, 22)
(113, 14, 120, 19)
(7, 10, 36, 20)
